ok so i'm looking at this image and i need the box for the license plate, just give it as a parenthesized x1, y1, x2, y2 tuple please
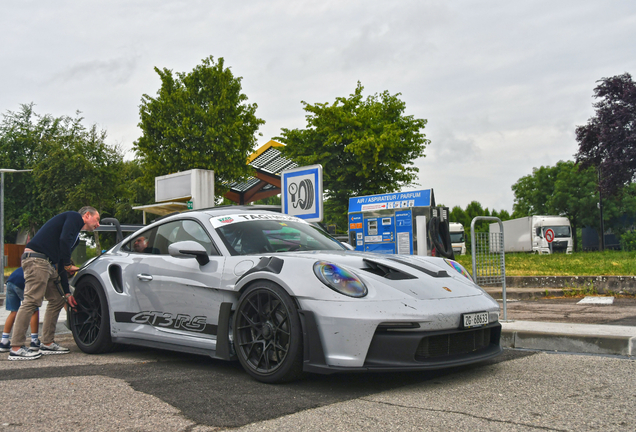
(462, 312, 489, 328)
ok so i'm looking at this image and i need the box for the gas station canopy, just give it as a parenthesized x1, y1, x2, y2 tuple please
(224, 140, 297, 204)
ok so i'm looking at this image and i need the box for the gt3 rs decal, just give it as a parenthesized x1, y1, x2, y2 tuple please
(114, 311, 217, 335)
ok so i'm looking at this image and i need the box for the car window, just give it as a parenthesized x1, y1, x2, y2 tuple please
(171, 220, 218, 255)
(123, 220, 218, 256)
(215, 218, 346, 256)
(122, 227, 159, 254)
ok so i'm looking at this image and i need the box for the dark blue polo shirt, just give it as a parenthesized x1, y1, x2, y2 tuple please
(25, 211, 84, 294)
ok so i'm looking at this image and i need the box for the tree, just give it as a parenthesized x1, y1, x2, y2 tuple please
(511, 165, 559, 217)
(448, 201, 510, 252)
(34, 119, 124, 217)
(110, 160, 156, 224)
(277, 82, 429, 227)
(0, 104, 51, 238)
(0, 104, 133, 241)
(134, 56, 265, 194)
(550, 162, 599, 251)
(575, 73, 636, 196)
(510, 160, 631, 251)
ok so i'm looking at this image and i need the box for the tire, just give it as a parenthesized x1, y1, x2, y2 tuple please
(233, 281, 303, 383)
(69, 276, 115, 354)
(298, 179, 314, 210)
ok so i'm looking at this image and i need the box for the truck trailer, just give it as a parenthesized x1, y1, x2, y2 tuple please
(489, 216, 573, 254)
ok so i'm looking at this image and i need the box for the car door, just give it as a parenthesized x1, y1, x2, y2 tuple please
(119, 219, 226, 351)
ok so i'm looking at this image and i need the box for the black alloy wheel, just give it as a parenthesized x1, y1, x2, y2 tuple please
(70, 276, 115, 354)
(233, 281, 303, 383)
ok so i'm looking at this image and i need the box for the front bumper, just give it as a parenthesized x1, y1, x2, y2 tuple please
(298, 308, 502, 374)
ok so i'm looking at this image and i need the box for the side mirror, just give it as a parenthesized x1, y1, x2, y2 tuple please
(168, 241, 210, 266)
(536, 227, 542, 237)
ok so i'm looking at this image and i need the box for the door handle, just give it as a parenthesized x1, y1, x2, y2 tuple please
(137, 274, 153, 281)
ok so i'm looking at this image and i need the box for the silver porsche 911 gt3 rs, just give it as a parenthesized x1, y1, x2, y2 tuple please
(70, 207, 502, 383)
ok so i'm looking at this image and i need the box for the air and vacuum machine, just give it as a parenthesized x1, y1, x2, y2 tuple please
(347, 189, 454, 259)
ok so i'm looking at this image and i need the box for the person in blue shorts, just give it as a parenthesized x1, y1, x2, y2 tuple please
(0, 267, 40, 352)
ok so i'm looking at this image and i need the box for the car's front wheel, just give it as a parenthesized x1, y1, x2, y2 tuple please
(69, 276, 115, 354)
(233, 281, 303, 383)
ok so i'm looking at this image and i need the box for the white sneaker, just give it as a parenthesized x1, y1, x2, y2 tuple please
(8, 346, 42, 361)
(39, 342, 70, 355)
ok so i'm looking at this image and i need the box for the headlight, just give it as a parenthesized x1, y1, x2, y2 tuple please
(313, 261, 367, 298)
(443, 258, 473, 282)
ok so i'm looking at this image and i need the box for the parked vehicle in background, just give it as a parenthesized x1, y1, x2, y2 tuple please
(489, 216, 573, 254)
(449, 222, 466, 255)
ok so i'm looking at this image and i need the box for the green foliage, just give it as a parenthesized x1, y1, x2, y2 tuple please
(0, 104, 150, 241)
(575, 73, 636, 196)
(511, 160, 636, 251)
(620, 230, 636, 252)
(33, 119, 124, 217)
(252, 195, 281, 206)
(277, 82, 429, 228)
(134, 56, 265, 195)
(110, 160, 157, 224)
(0, 104, 48, 238)
(449, 201, 511, 251)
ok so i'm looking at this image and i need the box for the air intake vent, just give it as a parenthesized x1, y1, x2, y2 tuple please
(108, 265, 123, 293)
(362, 259, 417, 280)
(415, 328, 492, 360)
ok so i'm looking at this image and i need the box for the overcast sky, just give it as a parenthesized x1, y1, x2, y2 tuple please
(2, 1, 635, 212)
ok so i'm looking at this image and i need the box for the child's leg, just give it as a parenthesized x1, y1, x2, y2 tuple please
(3, 311, 17, 334)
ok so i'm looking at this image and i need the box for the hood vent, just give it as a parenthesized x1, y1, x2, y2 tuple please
(387, 257, 450, 278)
(362, 259, 417, 280)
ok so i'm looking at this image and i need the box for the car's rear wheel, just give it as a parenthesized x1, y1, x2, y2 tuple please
(233, 281, 303, 383)
(69, 276, 115, 354)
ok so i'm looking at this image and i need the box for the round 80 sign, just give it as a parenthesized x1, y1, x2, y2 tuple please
(545, 228, 555, 243)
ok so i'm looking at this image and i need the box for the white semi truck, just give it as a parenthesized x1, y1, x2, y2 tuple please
(449, 222, 466, 255)
(489, 216, 573, 254)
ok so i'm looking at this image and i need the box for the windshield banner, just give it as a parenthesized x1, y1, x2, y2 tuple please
(209, 213, 308, 228)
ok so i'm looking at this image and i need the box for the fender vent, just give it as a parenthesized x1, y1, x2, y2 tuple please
(108, 265, 123, 293)
(362, 259, 417, 280)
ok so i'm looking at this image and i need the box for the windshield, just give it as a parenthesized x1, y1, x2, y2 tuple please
(544, 226, 571, 238)
(212, 215, 346, 255)
(450, 232, 465, 243)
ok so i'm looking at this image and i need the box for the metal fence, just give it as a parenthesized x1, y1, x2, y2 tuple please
(471, 216, 508, 321)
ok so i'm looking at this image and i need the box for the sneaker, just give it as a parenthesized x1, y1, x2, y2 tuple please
(8, 346, 42, 361)
(30, 339, 41, 352)
(39, 342, 70, 355)
(0, 341, 10, 352)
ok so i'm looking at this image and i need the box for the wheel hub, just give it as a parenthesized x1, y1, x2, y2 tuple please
(262, 322, 274, 340)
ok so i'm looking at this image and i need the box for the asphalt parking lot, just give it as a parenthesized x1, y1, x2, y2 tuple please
(1, 332, 635, 431)
(1, 295, 635, 430)
(0, 333, 532, 430)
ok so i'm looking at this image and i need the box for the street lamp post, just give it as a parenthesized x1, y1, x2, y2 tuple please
(598, 167, 605, 252)
(0, 169, 33, 293)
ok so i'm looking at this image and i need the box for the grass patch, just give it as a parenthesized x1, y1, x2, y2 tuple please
(455, 250, 636, 276)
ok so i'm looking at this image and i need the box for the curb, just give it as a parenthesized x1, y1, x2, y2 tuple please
(484, 287, 563, 300)
(506, 276, 636, 295)
(501, 321, 636, 356)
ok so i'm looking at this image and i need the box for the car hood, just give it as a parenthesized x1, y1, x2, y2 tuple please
(258, 250, 487, 301)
